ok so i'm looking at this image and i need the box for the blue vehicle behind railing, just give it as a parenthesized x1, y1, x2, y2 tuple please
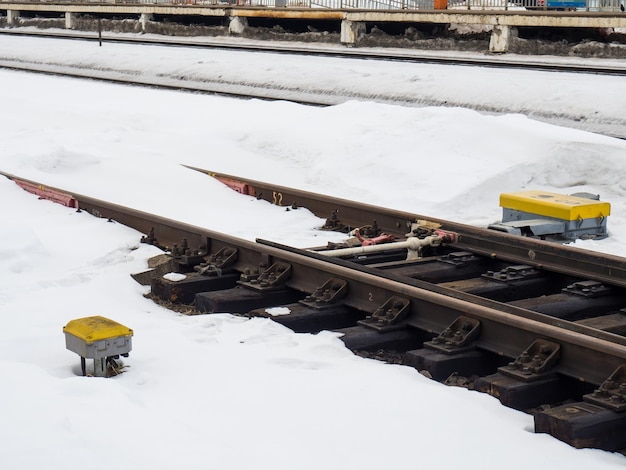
(545, 0, 587, 7)
(536, 0, 587, 8)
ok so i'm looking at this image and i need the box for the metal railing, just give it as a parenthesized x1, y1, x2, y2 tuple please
(10, 0, 626, 11)
(447, 0, 624, 10)
(176, 0, 624, 9)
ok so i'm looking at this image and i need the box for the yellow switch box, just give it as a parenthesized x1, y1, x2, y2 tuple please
(64, 316, 133, 343)
(63, 316, 133, 377)
(500, 191, 610, 222)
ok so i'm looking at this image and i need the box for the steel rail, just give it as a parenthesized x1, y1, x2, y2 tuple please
(262, 239, 626, 386)
(2, 30, 624, 139)
(185, 167, 626, 290)
(3, 170, 626, 386)
(0, 60, 331, 106)
(2, 28, 625, 76)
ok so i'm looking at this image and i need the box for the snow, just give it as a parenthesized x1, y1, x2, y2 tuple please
(1, 32, 626, 137)
(1, 33, 626, 468)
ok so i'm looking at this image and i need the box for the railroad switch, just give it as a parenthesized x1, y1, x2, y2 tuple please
(316, 234, 448, 260)
(63, 316, 133, 378)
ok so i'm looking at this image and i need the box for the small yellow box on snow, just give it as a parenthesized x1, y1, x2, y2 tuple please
(500, 191, 610, 221)
(63, 316, 133, 343)
(63, 316, 133, 377)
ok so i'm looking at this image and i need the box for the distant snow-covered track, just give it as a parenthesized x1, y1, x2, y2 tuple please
(0, 58, 334, 106)
(2, 28, 626, 76)
(5, 168, 626, 454)
(1, 28, 625, 138)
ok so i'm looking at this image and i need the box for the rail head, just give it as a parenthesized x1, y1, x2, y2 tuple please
(188, 167, 626, 289)
(5, 170, 626, 386)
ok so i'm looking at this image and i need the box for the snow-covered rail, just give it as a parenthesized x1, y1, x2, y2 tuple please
(4, 168, 626, 452)
(1, 30, 624, 139)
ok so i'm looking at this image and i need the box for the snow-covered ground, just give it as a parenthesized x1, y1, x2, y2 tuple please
(1, 32, 625, 137)
(1, 34, 626, 469)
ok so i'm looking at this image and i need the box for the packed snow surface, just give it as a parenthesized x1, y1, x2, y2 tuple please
(1, 34, 626, 469)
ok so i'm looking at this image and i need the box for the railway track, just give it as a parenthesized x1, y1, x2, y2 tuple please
(0, 29, 626, 138)
(3, 28, 626, 76)
(5, 169, 626, 453)
(2, 28, 625, 139)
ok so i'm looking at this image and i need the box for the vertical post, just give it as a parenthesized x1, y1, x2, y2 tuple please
(489, 25, 515, 53)
(229, 16, 248, 35)
(94, 357, 107, 377)
(65, 12, 75, 29)
(140, 13, 153, 33)
(7, 10, 20, 26)
(98, 18, 102, 47)
(340, 20, 366, 46)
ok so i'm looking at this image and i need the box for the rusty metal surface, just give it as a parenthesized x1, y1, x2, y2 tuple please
(260, 238, 626, 386)
(4, 169, 626, 388)
(188, 167, 626, 289)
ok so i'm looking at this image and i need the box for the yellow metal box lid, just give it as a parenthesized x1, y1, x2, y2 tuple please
(500, 191, 610, 221)
(63, 316, 133, 342)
